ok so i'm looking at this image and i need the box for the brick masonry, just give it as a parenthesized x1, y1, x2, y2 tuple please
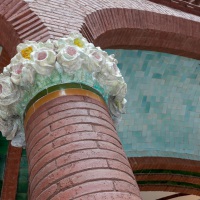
(130, 157, 200, 173)
(130, 157, 200, 195)
(140, 185, 200, 196)
(1, 0, 200, 69)
(148, 0, 200, 16)
(26, 0, 200, 60)
(25, 95, 141, 200)
(1, 144, 22, 200)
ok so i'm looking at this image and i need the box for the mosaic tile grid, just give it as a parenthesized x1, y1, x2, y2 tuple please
(106, 49, 200, 161)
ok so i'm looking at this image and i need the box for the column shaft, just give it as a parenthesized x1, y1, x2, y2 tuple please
(25, 94, 141, 200)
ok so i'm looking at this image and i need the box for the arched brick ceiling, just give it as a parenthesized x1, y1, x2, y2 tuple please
(26, 0, 200, 59)
(148, 0, 200, 16)
(1, 0, 200, 69)
(0, 48, 10, 72)
(82, 9, 200, 60)
(0, 0, 50, 70)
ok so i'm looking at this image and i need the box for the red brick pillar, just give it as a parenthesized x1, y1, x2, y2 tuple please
(24, 89, 141, 200)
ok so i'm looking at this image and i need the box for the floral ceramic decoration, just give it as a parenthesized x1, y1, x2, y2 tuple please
(0, 33, 127, 147)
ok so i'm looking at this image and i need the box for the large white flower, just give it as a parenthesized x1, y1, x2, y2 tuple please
(0, 117, 17, 140)
(4, 62, 36, 86)
(37, 39, 54, 50)
(114, 81, 127, 101)
(104, 55, 121, 77)
(57, 45, 83, 74)
(0, 75, 20, 106)
(11, 40, 54, 64)
(0, 105, 11, 120)
(84, 47, 106, 73)
(55, 33, 88, 50)
(108, 97, 127, 126)
(0, 116, 22, 141)
(11, 41, 38, 63)
(95, 53, 126, 96)
(31, 49, 56, 75)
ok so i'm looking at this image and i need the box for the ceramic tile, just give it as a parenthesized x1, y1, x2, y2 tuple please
(107, 49, 200, 160)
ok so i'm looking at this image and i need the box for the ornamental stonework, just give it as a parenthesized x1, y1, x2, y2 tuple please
(0, 33, 127, 147)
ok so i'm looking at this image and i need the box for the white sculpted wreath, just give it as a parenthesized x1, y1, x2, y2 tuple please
(0, 33, 127, 147)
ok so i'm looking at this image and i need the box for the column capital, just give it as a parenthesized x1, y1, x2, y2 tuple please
(0, 33, 127, 147)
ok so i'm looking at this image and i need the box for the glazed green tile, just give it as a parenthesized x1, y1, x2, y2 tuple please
(16, 149, 28, 200)
(80, 83, 104, 99)
(152, 73, 162, 79)
(33, 88, 48, 101)
(16, 193, 28, 200)
(47, 83, 81, 93)
(106, 49, 200, 161)
(17, 182, 28, 193)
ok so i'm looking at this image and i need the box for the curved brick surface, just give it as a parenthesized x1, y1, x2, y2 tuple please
(2, 0, 200, 71)
(136, 173, 200, 185)
(0, 0, 50, 69)
(130, 157, 200, 173)
(130, 157, 200, 195)
(25, 95, 141, 200)
(27, 0, 200, 59)
(83, 9, 200, 59)
(0, 48, 10, 72)
(140, 185, 200, 196)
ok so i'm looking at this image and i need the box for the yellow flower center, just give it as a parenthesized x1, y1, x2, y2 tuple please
(74, 38, 84, 48)
(21, 46, 33, 59)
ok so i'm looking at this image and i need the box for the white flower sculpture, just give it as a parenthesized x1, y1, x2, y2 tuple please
(4, 62, 35, 86)
(31, 49, 56, 75)
(0, 75, 21, 140)
(86, 47, 106, 73)
(0, 75, 21, 107)
(57, 45, 83, 74)
(0, 33, 127, 147)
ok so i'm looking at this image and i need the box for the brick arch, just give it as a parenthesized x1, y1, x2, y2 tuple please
(0, 48, 10, 72)
(128, 157, 200, 195)
(140, 185, 200, 196)
(81, 8, 200, 59)
(0, 0, 50, 70)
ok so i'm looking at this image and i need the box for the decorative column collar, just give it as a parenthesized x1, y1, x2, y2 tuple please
(0, 33, 127, 147)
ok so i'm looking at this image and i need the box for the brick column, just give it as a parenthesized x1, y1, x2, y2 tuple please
(1, 144, 22, 200)
(24, 90, 141, 200)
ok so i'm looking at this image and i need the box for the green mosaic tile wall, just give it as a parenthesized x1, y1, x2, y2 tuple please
(0, 134, 9, 194)
(106, 50, 200, 160)
(16, 150, 28, 200)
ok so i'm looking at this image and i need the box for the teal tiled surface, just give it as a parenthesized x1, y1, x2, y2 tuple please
(0, 134, 9, 194)
(106, 49, 200, 161)
(16, 150, 28, 200)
